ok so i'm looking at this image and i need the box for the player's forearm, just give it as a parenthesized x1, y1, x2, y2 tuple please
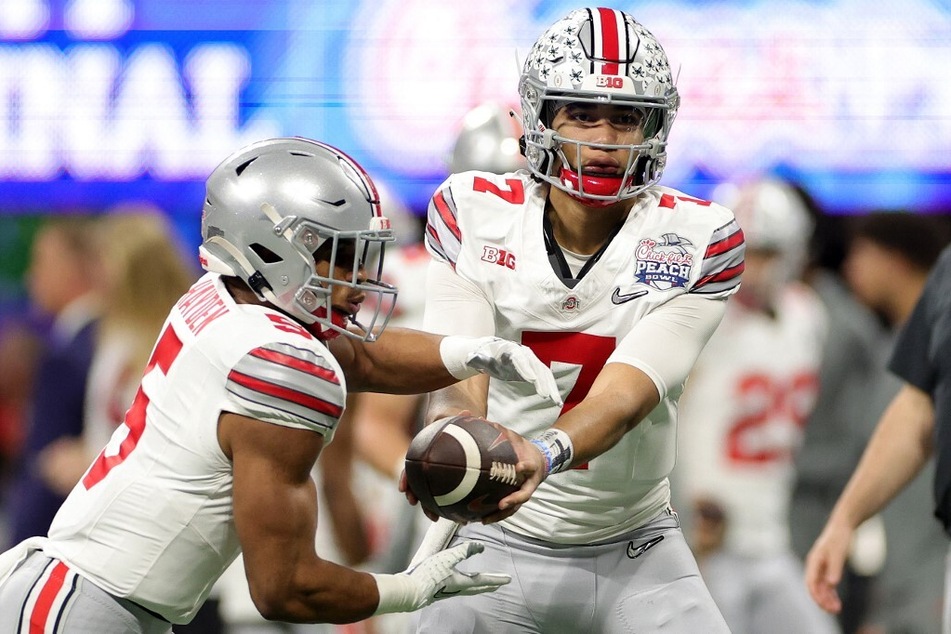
(251, 559, 382, 623)
(552, 363, 659, 468)
(338, 327, 455, 393)
(827, 384, 934, 529)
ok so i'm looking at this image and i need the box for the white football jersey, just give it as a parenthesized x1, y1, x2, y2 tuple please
(43, 273, 348, 624)
(425, 171, 744, 544)
(675, 284, 827, 556)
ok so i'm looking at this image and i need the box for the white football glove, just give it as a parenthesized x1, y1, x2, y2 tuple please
(371, 541, 510, 615)
(440, 336, 563, 407)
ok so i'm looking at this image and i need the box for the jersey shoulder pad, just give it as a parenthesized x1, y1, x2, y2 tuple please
(425, 171, 533, 269)
(225, 338, 344, 437)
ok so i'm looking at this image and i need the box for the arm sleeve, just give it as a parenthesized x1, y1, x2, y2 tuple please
(607, 293, 727, 400)
(225, 341, 346, 437)
(422, 259, 496, 337)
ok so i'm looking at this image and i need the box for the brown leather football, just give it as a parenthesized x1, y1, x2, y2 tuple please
(405, 414, 520, 522)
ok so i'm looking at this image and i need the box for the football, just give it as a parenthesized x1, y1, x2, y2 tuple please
(404, 414, 520, 522)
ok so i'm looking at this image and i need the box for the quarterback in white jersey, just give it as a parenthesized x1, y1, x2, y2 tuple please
(674, 178, 839, 634)
(427, 173, 741, 541)
(0, 138, 562, 633)
(408, 9, 744, 632)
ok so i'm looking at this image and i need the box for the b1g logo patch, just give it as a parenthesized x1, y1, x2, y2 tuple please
(633, 233, 694, 291)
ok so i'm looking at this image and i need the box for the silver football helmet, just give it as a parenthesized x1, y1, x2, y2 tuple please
(518, 8, 679, 206)
(199, 137, 397, 341)
(449, 102, 526, 174)
(716, 178, 814, 278)
(715, 178, 814, 309)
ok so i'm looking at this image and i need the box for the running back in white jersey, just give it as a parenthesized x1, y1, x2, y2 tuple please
(675, 283, 827, 556)
(425, 171, 744, 544)
(43, 273, 348, 624)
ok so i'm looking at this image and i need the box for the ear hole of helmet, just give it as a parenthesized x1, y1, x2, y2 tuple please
(250, 243, 282, 264)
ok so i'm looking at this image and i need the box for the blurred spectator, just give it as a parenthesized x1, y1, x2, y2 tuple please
(673, 178, 839, 634)
(790, 189, 890, 634)
(837, 212, 951, 633)
(0, 321, 42, 488)
(37, 208, 198, 495)
(4, 216, 101, 547)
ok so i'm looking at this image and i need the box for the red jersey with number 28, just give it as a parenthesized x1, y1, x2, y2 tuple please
(43, 273, 347, 624)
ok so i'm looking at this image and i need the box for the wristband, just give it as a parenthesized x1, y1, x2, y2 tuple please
(529, 428, 574, 475)
(371, 572, 417, 615)
(438, 335, 482, 380)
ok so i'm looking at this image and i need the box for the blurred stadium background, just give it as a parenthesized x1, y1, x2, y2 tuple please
(2, 0, 951, 318)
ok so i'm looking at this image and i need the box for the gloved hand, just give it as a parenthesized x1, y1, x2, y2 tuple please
(440, 336, 563, 407)
(372, 541, 510, 615)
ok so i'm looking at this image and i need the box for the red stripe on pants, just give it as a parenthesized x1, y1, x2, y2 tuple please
(30, 561, 68, 634)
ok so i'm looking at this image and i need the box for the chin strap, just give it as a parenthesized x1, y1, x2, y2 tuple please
(307, 307, 344, 341)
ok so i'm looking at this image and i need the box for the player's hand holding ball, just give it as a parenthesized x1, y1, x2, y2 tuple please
(401, 414, 551, 524)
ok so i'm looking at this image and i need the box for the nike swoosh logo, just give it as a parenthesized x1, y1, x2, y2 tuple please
(611, 288, 648, 305)
(626, 535, 665, 559)
(434, 586, 462, 599)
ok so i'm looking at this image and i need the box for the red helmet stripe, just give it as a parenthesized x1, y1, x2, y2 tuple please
(595, 7, 622, 75)
(311, 139, 383, 217)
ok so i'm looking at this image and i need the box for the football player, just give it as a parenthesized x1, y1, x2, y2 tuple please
(672, 178, 840, 634)
(405, 7, 743, 632)
(0, 137, 564, 632)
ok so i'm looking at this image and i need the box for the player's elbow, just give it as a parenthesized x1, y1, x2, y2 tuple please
(247, 577, 304, 622)
(249, 586, 292, 622)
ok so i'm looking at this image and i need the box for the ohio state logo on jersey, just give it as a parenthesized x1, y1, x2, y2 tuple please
(633, 233, 694, 291)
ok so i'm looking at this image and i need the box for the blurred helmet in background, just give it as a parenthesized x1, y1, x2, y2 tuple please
(714, 178, 815, 309)
(449, 102, 526, 174)
(717, 178, 814, 277)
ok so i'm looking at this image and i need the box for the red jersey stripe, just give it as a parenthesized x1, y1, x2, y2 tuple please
(29, 561, 69, 634)
(697, 262, 746, 287)
(426, 223, 442, 248)
(228, 370, 343, 418)
(433, 190, 462, 242)
(249, 348, 339, 385)
(705, 229, 745, 258)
